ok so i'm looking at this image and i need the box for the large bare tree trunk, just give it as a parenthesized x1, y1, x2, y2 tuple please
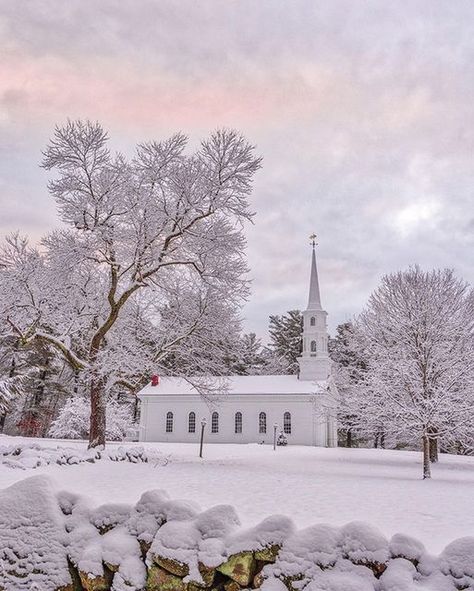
(87, 321, 112, 448)
(89, 375, 106, 449)
(89, 346, 107, 449)
(423, 435, 431, 479)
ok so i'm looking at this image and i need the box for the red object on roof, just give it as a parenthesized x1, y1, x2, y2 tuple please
(151, 375, 160, 386)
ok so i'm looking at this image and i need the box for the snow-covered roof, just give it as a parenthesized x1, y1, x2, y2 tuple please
(138, 374, 327, 398)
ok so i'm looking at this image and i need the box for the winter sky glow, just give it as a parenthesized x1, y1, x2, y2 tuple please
(1, 1, 474, 338)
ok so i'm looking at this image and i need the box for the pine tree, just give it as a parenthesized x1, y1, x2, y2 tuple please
(268, 310, 303, 374)
(232, 332, 267, 375)
(329, 322, 368, 447)
(0, 335, 70, 437)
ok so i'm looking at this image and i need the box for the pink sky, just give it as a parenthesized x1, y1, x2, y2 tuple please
(1, 0, 474, 337)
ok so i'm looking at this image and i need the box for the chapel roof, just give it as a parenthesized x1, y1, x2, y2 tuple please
(138, 374, 328, 397)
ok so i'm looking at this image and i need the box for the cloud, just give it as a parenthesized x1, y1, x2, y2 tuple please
(1, 0, 474, 335)
(392, 200, 442, 237)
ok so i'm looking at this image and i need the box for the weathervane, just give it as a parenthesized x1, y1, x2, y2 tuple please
(309, 233, 318, 248)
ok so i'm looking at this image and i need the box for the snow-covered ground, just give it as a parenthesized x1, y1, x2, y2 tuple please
(1, 436, 474, 554)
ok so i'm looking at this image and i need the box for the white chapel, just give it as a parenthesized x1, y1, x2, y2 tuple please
(137, 243, 338, 446)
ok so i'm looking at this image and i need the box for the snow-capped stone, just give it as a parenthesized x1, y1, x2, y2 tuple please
(227, 514, 295, 556)
(339, 521, 389, 571)
(389, 533, 425, 564)
(274, 523, 341, 578)
(0, 475, 72, 591)
(378, 558, 417, 591)
(216, 551, 257, 586)
(91, 503, 133, 533)
(440, 536, 474, 579)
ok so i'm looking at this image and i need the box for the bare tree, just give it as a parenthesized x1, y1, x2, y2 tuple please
(357, 266, 474, 478)
(0, 120, 261, 448)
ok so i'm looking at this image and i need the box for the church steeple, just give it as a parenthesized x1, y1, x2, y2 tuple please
(297, 235, 330, 381)
(307, 240, 322, 311)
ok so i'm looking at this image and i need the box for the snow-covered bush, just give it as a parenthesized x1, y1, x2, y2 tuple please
(48, 396, 134, 440)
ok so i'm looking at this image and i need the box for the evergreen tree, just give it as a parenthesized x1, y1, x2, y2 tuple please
(232, 332, 266, 375)
(0, 336, 70, 437)
(329, 322, 368, 448)
(268, 310, 303, 374)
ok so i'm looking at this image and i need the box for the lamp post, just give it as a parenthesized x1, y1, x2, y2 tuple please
(273, 423, 278, 451)
(199, 417, 207, 458)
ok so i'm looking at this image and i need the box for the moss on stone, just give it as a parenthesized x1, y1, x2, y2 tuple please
(216, 552, 256, 587)
(79, 571, 111, 591)
(223, 580, 241, 591)
(254, 545, 280, 563)
(154, 555, 190, 577)
(146, 565, 187, 591)
(198, 563, 216, 587)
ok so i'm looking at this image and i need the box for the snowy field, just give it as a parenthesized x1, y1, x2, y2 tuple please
(1, 436, 474, 554)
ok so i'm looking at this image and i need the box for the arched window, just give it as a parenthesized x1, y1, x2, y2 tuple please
(166, 411, 173, 433)
(311, 340, 317, 353)
(211, 411, 219, 433)
(310, 316, 315, 326)
(235, 411, 242, 434)
(188, 412, 196, 433)
(284, 412, 291, 434)
(259, 412, 267, 434)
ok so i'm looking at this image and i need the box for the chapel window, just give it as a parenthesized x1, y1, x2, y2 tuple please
(259, 412, 267, 434)
(235, 411, 242, 434)
(212, 411, 219, 433)
(311, 340, 317, 353)
(188, 412, 196, 433)
(284, 411, 291, 434)
(166, 411, 174, 433)
(310, 316, 315, 326)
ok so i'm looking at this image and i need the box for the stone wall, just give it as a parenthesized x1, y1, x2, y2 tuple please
(0, 476, 473, 591)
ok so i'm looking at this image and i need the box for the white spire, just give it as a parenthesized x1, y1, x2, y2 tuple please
(307, 246, 322, 310)
(297, 234, 330, 381)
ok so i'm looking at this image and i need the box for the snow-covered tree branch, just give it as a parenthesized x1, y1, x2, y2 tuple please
(0, 120, 261, 447)
(353, 266, 474, 478)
